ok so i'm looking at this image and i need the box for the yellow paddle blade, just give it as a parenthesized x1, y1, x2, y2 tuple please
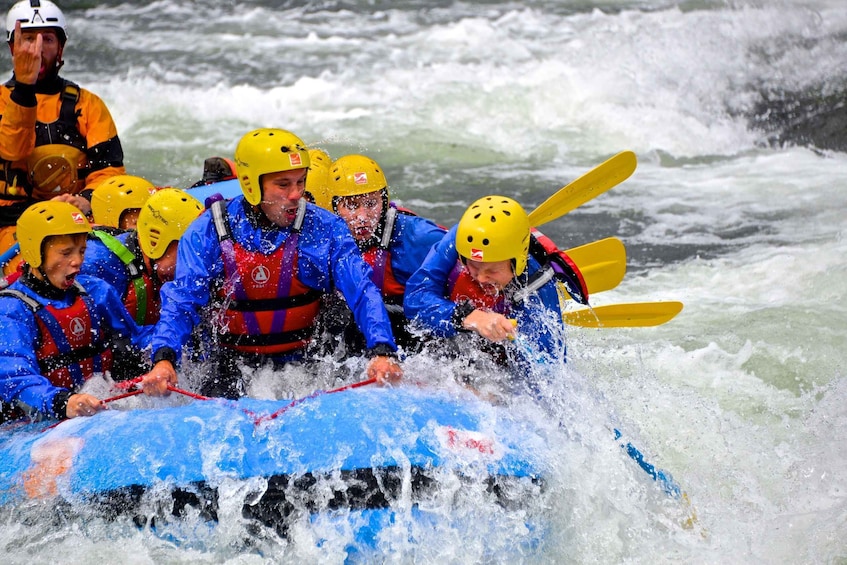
(528, 151, 637, 227)
(563, 301, 683, 328)
(564, 237, 627, 295)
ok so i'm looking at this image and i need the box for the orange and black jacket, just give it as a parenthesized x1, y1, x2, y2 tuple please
(0, 75, 125, 226)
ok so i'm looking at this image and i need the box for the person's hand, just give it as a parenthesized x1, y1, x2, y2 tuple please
(12, 21, 41, 85)
(462, 309, 516, 342)
(367, 355, 403, 385)
(139, 360, 178, 396)
(66, 393, 106, 418)
(52, 193, 91, 216)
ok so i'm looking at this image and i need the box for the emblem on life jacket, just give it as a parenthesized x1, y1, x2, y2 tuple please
(69, 317, 86, 338)
(251, 265, 270, 285)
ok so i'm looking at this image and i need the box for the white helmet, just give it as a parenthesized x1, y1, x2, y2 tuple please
(5, 0, 66, 43)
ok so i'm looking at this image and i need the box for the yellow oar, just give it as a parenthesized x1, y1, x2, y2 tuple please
(564, 237, 626, 295)
(528, 151, 637, 227)
(563, 301, 683, 328)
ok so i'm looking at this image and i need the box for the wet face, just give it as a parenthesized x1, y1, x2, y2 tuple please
(152, 241, 178, 282)
(38, 234, 86, 290)
(335, 192, 383, 242)
(258, 169, 307, 228)
(16, 28, 62, 81)
(464, 258, 514, 295)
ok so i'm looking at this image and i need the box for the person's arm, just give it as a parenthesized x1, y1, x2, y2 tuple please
(300, 209, 401, 383)
(0, 82, 37, 163)
(0, 296, 90, 419)
(149, 213, 220, 362)
(403, 226, 466, 337)
(389, 214, 447, 287)
(139, 209, 220, 395)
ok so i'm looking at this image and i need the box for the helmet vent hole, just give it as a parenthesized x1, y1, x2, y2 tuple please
(482, 238, 489, 245)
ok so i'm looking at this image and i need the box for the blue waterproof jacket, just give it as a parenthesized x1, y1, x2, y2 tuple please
(404, 225, 565, 362)
(81, 230, 134, 295)
(0, 274, 150, 418)
(152, 197, 397, 361)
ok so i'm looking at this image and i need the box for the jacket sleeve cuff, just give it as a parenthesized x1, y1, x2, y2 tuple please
(366, 343, 397, 359)
(10, 81, 36, 107)
(451, 301, 476, 331)
(51, 389, 73, 420)
(152, 347, 177, 365)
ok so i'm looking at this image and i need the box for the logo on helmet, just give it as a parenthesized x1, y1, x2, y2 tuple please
(470, 248, 484, 261)
(71, 212, 85, 224)
(289, 154, 302, 167)
(353, 172, 368, 185)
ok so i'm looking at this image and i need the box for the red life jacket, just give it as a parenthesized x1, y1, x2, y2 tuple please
(528, 228, 589, 305)
(447, 261, 508, 314)
(362, 246, 405, 298)
(123, 270, 160, 326)
(0, 283, 112, 389)
(361, 207, 405, 297)
(211, 200, 322, 355)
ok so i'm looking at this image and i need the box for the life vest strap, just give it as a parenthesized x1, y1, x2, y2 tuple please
(227, 289, 322, 312)
(91, 229, 147, 325)
(218, 326, 314, 348)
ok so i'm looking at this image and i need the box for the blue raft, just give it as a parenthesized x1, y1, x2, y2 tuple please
(0, 386, 550, 545)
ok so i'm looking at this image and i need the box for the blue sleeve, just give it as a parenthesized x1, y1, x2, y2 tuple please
(151, 210, 221, 360)
(389, 214, 447, 287)
(80, 233, 132, 294)
(298, 205, 396, 351)
(403, 225, 463, 338)
(0, 291, 65, 416)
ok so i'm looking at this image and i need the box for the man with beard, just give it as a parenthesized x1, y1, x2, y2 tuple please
(0, 1, 125, 274)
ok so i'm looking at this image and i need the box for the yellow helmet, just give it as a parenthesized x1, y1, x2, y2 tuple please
(234, 128, 310, 206)
(136, 188, 203, 260)
(16, 201, 90, 268)
(26, 144, 87, 199)
(305, 148, 333, 210)
(90, 175, 157, 227)
(455, 196, 531, 276)
(327, 154, 388, 209)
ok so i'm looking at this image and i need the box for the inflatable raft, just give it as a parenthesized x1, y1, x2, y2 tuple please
(0, 386, 550, 547)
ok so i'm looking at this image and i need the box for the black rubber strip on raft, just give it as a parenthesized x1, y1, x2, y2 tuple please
(83, 466, 545, 537)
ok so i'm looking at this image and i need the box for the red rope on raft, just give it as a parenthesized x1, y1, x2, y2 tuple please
(101, 377, 379, 427)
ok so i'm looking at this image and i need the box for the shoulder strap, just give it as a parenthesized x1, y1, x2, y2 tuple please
(210, 198, 231, 243)
(0, 288, 41, 312)
(293, 198, 306, 233)
(58, 79, 81, 126)
(380, 206, 397, 250)
(90, 229, 147, 324)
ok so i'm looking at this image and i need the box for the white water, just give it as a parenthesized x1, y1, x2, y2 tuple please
(2, 0, 846, 562)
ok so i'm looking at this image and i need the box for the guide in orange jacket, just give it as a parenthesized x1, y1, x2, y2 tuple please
(0, 1, 125, 273)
